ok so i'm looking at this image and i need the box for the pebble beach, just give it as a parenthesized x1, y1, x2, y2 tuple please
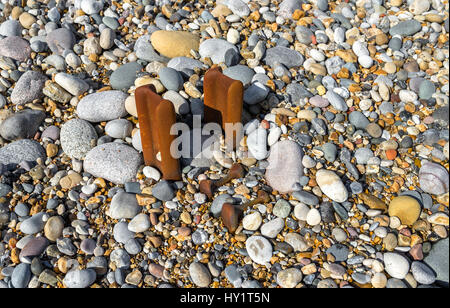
(0, 0, 449, 289)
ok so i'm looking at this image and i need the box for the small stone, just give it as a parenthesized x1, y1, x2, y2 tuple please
(54, 73, 89, 96)
(242, 212, 262, 231)
(277, 268, 302, 288)
(44, 216, 64, 242)
(315, 169, 348, 202)
(110, 62, 142, 91)
(419, 161, 449, 195)
(105, 119, 133, 139)
(265, 140, 303, 193)
(10, 71, 47, 105)
(246, 236, 272, 264)
(306, 208, 321, 226)
(260, 218, 285, 238)
(189, 262, 211, 287)
(60, 119, 98, 160)
(411, 261, 436, 285)
(109, 192, 141, 220)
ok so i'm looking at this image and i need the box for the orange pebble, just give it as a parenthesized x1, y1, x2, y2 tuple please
(385, 149, 397, 160)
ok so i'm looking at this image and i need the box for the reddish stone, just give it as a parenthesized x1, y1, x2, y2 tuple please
(149, 263, 164, 279)
(409, 243, 423, 260)
(204, 66, 243, 150)
(135, 85, 181, 181)
(221, 203, 241, 233)
(385, 149, 397, 160)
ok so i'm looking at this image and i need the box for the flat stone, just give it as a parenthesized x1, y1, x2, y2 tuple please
(159, 67, 184, 91)
(189, 262, 211, 287)
(63, 269, 96, 288)
(411, 261, 436, 285)
(223, 65, 255, 87)
(134, 35, 170, 63)
(54, 73, 89, 96)
(0, 36, 31, 62)
(277, 268, 302, 288)
(105, 119, 133, 139)
(419, 161, 449, 195)
(389, 20, 422, 36)
(77, 90, 128, 122)
(11, 263, 31, 288)
(199, 38, 239, 65)
(110, 62, 142, 91)
(0, 139, 46, 166)
(260, 217, 285, 238)
(264, 46, 304, 68)
(0, 110, 45, 141)
(19, 213, 46, 235)
(44, 216, 64, 242)
(424, 238, 449, 284)
(128, 213, 150, 233)
(11, 71, 47, 105)
(46, 28, 76, 55)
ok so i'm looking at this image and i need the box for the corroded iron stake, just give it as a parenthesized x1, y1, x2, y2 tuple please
(204, 66, 244, 150)
(135, 84, 182, 181)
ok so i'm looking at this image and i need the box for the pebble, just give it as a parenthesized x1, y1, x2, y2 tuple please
(110, 62, 143, 91)
(46, 28, 76, 55)
(63, 269, 96, 288)
(242, 212, 262, 231)
(246, 236, 272, 265)
(306, 208, 321, 226)
(44, 216, 64, 242)
(264, 46, 304, 68)
(388, 196, 421, 226)
(77, 91, 128, 122)
(223, 65, 255, 87)
(411, 261, 436, 285)
(10, 71, 47, 105)
(315, 169, 348, 203)
(151, 31, 200, 59)
(247, 127, 268, 160)
(128, 214, 150, 233)
(277, 268, 302, 288)
(0, 36, 31, 61)
(60, 119, 98, 160)
(109, 192, 141, 220)
(384, 253, 410, 279)
(265, 140, 303, 193)
(152, 180, 175, 201)
(189, 262, 211, 287)
(0, 110, 45, 141)
(55, 73, 89, 96)
(11, 263, 31, 288)
(83, 143, 143, 184)
(260, 218, 285, 238)
(105, 119, 133, 139)
(243, 82, 269, 105)
(419, 161, 449, 195)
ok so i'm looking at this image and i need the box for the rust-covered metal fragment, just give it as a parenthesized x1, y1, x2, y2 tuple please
(135, 84, 181, 181)
(203, 66, 244, 150)
(199, 163, 245, 199)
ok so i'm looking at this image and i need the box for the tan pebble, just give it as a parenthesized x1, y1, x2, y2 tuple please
(151, 30, 199, 58)
(125, 95, 138, 117)
(46, 143, 59, 158)
(19, 12, 36, 29)
(44, 216, 64, 242)
(388, 196, 421, 226)
(371, 273, 387, 288)
(59, 173, 83, 190)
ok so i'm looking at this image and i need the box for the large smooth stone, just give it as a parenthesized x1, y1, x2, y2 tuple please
(388, 196, 421, 226)
(77, 90, 128, 122)
(151, 30, 200, 59)
(419, 161, 449, 195)
(83, 143, 143, 184)
(265, 140, 303, 194)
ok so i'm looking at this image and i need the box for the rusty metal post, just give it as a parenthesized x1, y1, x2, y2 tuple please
(203, 66, 244, 150)
(135, 84, 182, 181)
